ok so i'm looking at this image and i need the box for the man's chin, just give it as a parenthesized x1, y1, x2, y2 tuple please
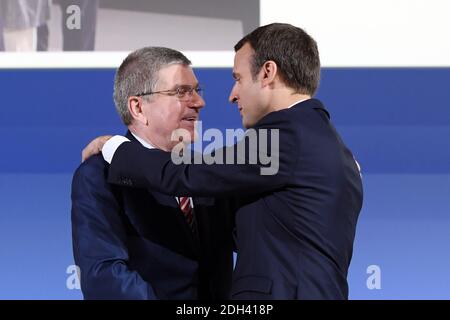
(188, 131, 197, 143)
(171, 127, 196, 144)
(242, 118, 250, 129)
(242, 115, 259, 129)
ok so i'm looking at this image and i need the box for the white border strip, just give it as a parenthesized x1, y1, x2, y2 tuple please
(0, 50, 450, 69)
(2, 50, 449, 69)
(0, 51, 235, 69)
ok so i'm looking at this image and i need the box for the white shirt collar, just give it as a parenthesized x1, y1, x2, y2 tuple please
(130, 132, 193, 206)
(286, 97, 310, 109)
(131, 132, 155, 149)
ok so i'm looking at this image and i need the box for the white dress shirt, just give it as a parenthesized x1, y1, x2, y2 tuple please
(102, 132, 193, 208)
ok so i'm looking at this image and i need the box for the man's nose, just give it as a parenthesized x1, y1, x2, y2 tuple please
(190, 92, 205, 109)
(229, 85, 238, 104)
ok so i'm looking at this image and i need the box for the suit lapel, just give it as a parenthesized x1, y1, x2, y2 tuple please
(124, 130, 201, 256)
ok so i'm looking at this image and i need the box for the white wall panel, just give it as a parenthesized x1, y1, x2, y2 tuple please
(261, 0, 450, 66)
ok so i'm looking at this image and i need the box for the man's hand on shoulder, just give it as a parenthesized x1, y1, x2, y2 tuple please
(82, 135, 113, 163)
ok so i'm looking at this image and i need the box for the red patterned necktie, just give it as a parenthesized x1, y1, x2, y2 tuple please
(179, 196, 195, 231)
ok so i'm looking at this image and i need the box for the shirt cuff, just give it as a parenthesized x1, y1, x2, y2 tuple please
(102, 135, 130, 164)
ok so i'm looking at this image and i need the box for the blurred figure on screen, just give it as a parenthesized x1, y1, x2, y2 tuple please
(71, 47, 234, 299)
(37, 0, 99, 51)
(58, 0, 99, 51)
(0, 0, 50, 51)
(0, 7, 4, 51)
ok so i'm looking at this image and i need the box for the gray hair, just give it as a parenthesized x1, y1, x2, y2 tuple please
(113, 47, 192, 125)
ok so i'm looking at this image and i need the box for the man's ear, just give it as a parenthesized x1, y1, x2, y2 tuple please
(260, 60, 278, 87)
(128, 96, 148, 125)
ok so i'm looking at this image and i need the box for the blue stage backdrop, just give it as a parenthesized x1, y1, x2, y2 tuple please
(0, 68, 449, 299)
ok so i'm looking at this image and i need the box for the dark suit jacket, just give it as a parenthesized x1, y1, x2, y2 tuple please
(71, 133, 234, 300)
(107, 99, 363, 299)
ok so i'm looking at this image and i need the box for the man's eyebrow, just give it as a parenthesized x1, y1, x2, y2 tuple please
(173, 83, 200, 87)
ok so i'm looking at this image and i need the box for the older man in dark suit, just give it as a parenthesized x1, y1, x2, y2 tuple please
(71, 47, 234, 299)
